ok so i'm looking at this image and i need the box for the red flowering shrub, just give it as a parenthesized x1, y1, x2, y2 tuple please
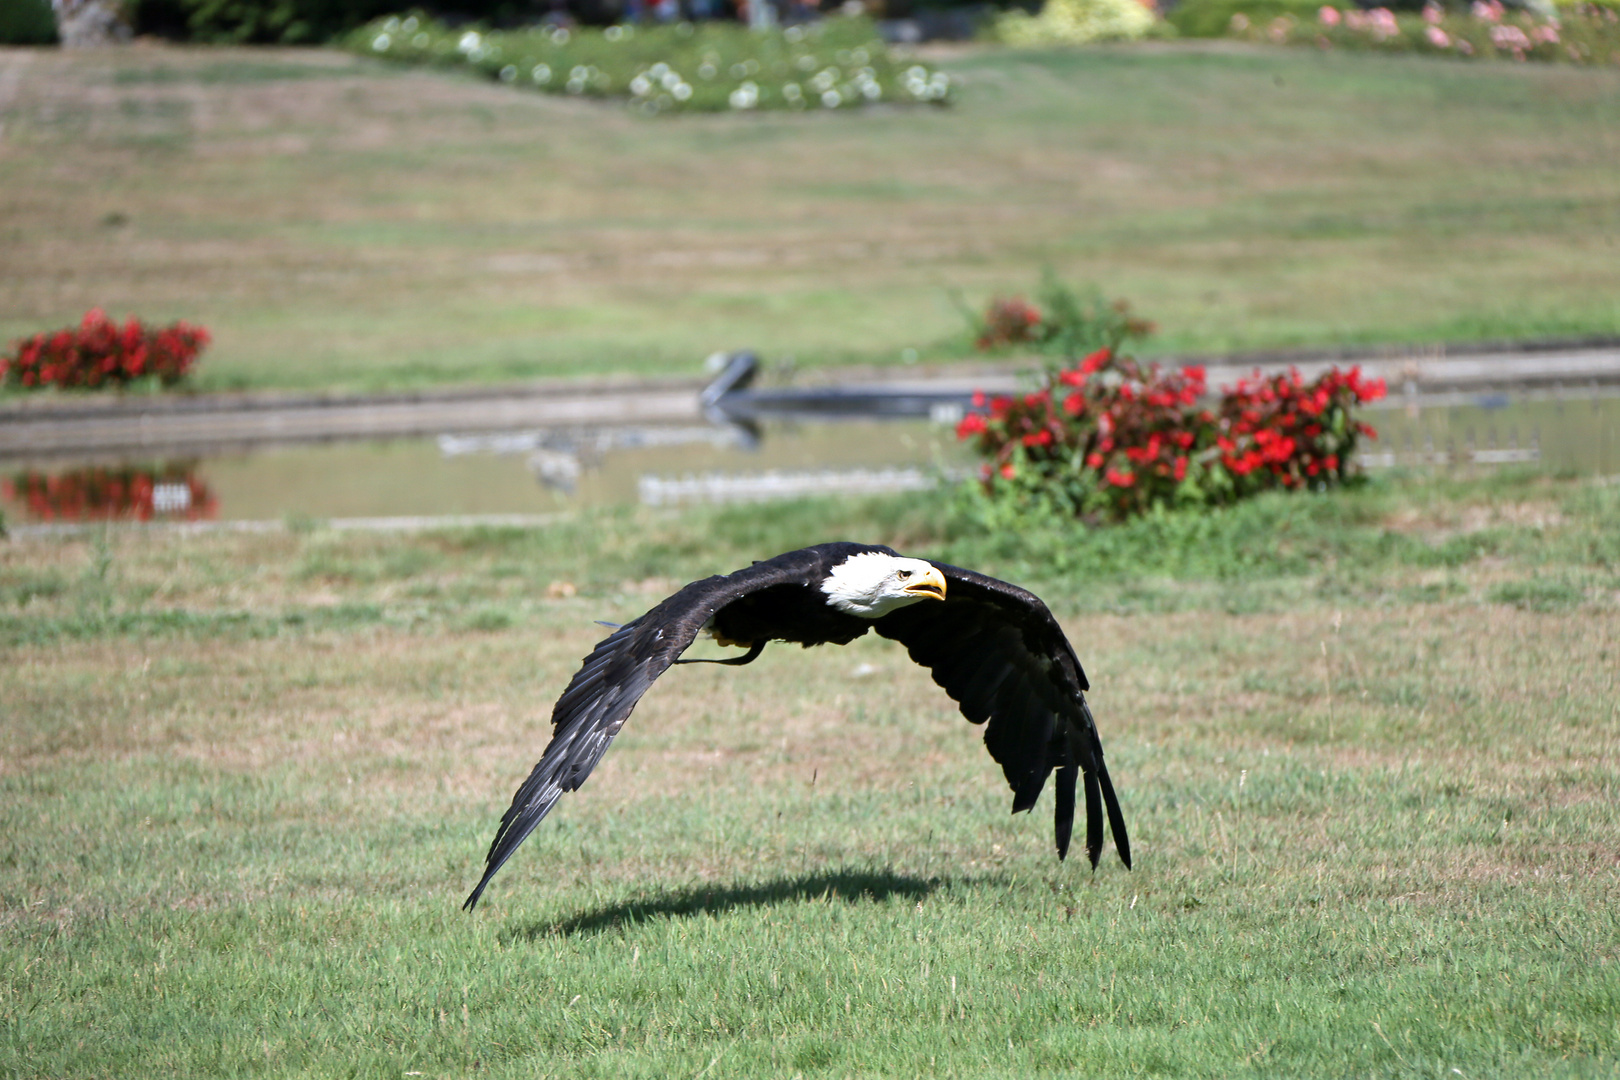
(1211, 366, 1383, 498)
(2, 309, 210, 391)
(2, 465, 218, 522)
(957, 348, 1385, 521)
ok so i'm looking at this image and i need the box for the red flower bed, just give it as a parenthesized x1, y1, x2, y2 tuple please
(2, 465, 218, 522)
(957, 348, 1385, 520)
(2, 309, 210, 390)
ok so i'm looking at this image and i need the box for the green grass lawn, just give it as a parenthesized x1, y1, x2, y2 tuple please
(1, 42, 1617, 393)
(2, 472, 1617, 1076)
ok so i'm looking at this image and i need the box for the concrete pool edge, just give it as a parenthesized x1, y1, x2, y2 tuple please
(4, 342, 1620, 462)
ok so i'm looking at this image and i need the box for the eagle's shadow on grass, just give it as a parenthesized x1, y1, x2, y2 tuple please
(504, 868, 943, 942)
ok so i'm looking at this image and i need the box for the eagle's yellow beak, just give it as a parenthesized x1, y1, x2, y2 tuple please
(903, 566, 948, 601)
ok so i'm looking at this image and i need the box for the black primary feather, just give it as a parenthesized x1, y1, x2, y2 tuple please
(873, 561, 1131, 871)
(464, 544, 1129, 909)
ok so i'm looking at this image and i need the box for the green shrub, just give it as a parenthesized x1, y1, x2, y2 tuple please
(996, 0, 1159, 44)
(348, 14, 951, 113)
(960, 273, 1155, 359)
(0, 0, 58, 44)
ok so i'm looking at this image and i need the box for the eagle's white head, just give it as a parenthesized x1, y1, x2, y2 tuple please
(820, 552, 948, 618)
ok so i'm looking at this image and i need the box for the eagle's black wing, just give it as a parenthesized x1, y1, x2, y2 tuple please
(463, 543, 887, 909)
(874, 563, 1130, 869)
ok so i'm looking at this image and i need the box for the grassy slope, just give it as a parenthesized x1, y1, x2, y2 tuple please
(0, 44, 1617, 392)
(2, 472, 1617, 1076)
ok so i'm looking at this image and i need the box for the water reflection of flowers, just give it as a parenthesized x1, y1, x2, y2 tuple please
(3, 465, 219, 523)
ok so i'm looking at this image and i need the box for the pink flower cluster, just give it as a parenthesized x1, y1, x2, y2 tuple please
(957, 348, 1386, 521)
(1492, 22, 1533, 47)
(1305, 0, 1591, 60)
(2, 309, 210, 391)
(1342, 6, 1401, 38)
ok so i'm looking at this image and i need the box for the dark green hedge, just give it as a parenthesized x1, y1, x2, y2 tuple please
(0, 0, 58, 44)
(126, 0, 638, 43)
(130, 0, 402, 43)
(129, 0, 566, 44)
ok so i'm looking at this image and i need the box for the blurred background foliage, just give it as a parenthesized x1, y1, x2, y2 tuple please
(0, 0, 59, 44)
(9, 0, 1614, 47)
(1164, 0, 1316, 36)
(125, 0, 563, 44)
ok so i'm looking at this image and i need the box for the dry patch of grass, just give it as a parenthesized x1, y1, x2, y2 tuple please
(1381, 499, 1566, 541)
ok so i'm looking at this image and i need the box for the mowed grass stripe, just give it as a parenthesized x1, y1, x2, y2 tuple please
(1, 46, 1618, 391)
(4, 471, 1617, 648)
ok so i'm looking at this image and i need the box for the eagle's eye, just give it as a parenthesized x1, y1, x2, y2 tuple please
(896, 570, 912, 580)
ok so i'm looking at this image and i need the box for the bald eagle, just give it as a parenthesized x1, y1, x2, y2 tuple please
(464, 543, 1130, 910)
